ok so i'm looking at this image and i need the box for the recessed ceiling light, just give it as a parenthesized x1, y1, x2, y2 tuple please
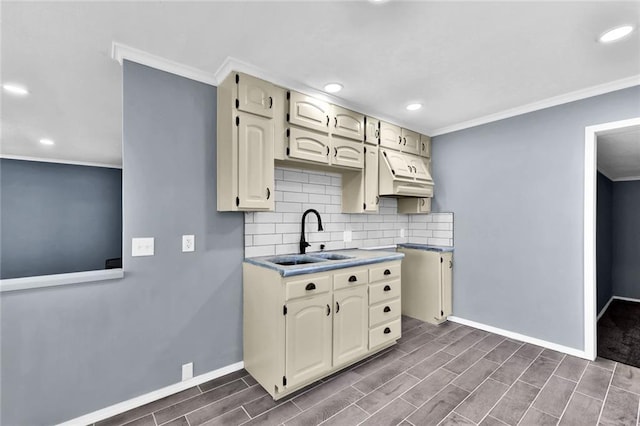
(324, 83, 343, 93)
(599, 25, 634, 43)
(2, 83, 29, 96)
(39, 138, 55, 146)
(406, 103, 422, 111)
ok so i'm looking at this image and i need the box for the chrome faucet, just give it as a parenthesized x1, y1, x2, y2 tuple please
(300, 209, 324, 254)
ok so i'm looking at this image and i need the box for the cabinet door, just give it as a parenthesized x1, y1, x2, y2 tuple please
(285, 294, 333, 389)
(401, 129, 421, 156)
(364, 146, 379, 212)
(237, 113, 274, 210)
(331, 105, 364, 141)
(365, 117, 380, 146)
(420, 134, 431, 158)
(288, 91, 331, 134)
(441, 252, 453, 318)
(236, 73, 275, 119)
(408, 156, 433, 183)
(333, 286, 368, 367)
(288, 127, 330, 165)
(381, 149, 414, 180)
(419, 198, 432, 213)
(331, 137, 364, 169)
(379, 121, 402, 150)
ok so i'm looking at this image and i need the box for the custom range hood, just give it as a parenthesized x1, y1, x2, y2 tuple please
(378, 148, 434, 197)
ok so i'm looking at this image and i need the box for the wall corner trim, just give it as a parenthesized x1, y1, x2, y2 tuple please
(56, 361, 244, 426)
(447, 316, 590, 360)
(111, 42, 217, 86)
(431, 75, 640, 136)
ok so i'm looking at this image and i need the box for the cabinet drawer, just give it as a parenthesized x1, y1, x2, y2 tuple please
(333, 268, 368, 291)
(369, 298, 401, 327)
(369, 279, 401, 305)
(369, 263, 400, 283)
(369, 318, 401, 349)
(285, 276, 331, 301)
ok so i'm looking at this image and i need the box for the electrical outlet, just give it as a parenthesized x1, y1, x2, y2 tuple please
(182, 362, 193, 381)
(400, 228, 405, 238)
(343, 230, 352, 242)
(132, 237, 154, 257)
(182, 235, 195, 252)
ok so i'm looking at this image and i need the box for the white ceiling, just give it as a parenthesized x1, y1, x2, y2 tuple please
(2, 1, 640, 167)
(598, 126, 640, 181)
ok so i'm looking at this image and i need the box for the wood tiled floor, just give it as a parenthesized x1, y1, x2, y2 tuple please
(95, 317, 640, 426)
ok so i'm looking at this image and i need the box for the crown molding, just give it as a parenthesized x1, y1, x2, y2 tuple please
(111, 42, 217, 86)
(431, 75, 640, 136)
(0, 154, 122, 169)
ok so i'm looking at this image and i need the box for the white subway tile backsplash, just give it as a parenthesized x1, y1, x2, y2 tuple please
(245, 223, 275, 235)
(252, 234, 283, 246)
(283, 192, 309, 203)
(243, 167, 454, 257)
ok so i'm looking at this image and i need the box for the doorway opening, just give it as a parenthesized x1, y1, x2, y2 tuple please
(584, 117, 640, 364)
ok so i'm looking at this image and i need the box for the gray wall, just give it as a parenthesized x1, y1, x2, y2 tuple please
(612, 179, 640, 300)
(432, 86, 640, 350)
(0, 61, 244, 425)
(0, 159, 122, 279)
(596, 172, 613, 313)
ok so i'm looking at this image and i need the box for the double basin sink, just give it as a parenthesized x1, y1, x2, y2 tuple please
(265, 252, 354, 266)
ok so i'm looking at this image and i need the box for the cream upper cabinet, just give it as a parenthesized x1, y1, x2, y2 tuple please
(381, 149, 414, 180)
(333, 286, 368, 367)
(332, 137, 364, 169)
(408, 156, 433, 183)
(217, 72, 275, 211)
(397, 197, 431, 214)
(332, 105, 364, 141)
(420, 134, 431, 158)
(287, 127, 331, 165)
(401, 129, 421, 156)
(364, 146, 379, 212)
(365, 117, 380, 146)
(236, 73, 275, 119)
(237, 113, 275, 210)
(284, 294, 333, 389)
(379, 121, 402, 150)
(288, 91, 331, 134)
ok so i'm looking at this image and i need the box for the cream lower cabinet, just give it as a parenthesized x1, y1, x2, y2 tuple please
(397, 247, 452, 325)
(243, 260, 401, 399)
(285, 293, 333, 389)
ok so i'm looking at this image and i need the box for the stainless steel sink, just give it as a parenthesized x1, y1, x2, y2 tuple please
(265, 255, 326, 266)
(310, 253, 354, 261)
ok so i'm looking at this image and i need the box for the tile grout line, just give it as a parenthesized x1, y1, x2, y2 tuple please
(596, 362, 617, 425)
(609, 383, 640, 397)
(514, 353, 569, 425)
(636, 392, 640, 426)
(553, 355, 594, 425)
(446, 342, 529, 422)
(476, 350, 554, 425)
(398, 337, 526, 425)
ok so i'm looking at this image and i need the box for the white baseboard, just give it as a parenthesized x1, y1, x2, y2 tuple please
(57, 361, 244, 426)
(612, 295, 640, 303)
(597, 296, 615, 321)
(447, 316, 589, 360)
(597, 295, 640, 322)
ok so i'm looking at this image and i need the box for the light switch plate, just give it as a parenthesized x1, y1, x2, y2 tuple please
(400, 228, 405, 238)
(182, 235, 195, 252)
(343, 230, 352, 242)
(132, 237, 154, 257)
